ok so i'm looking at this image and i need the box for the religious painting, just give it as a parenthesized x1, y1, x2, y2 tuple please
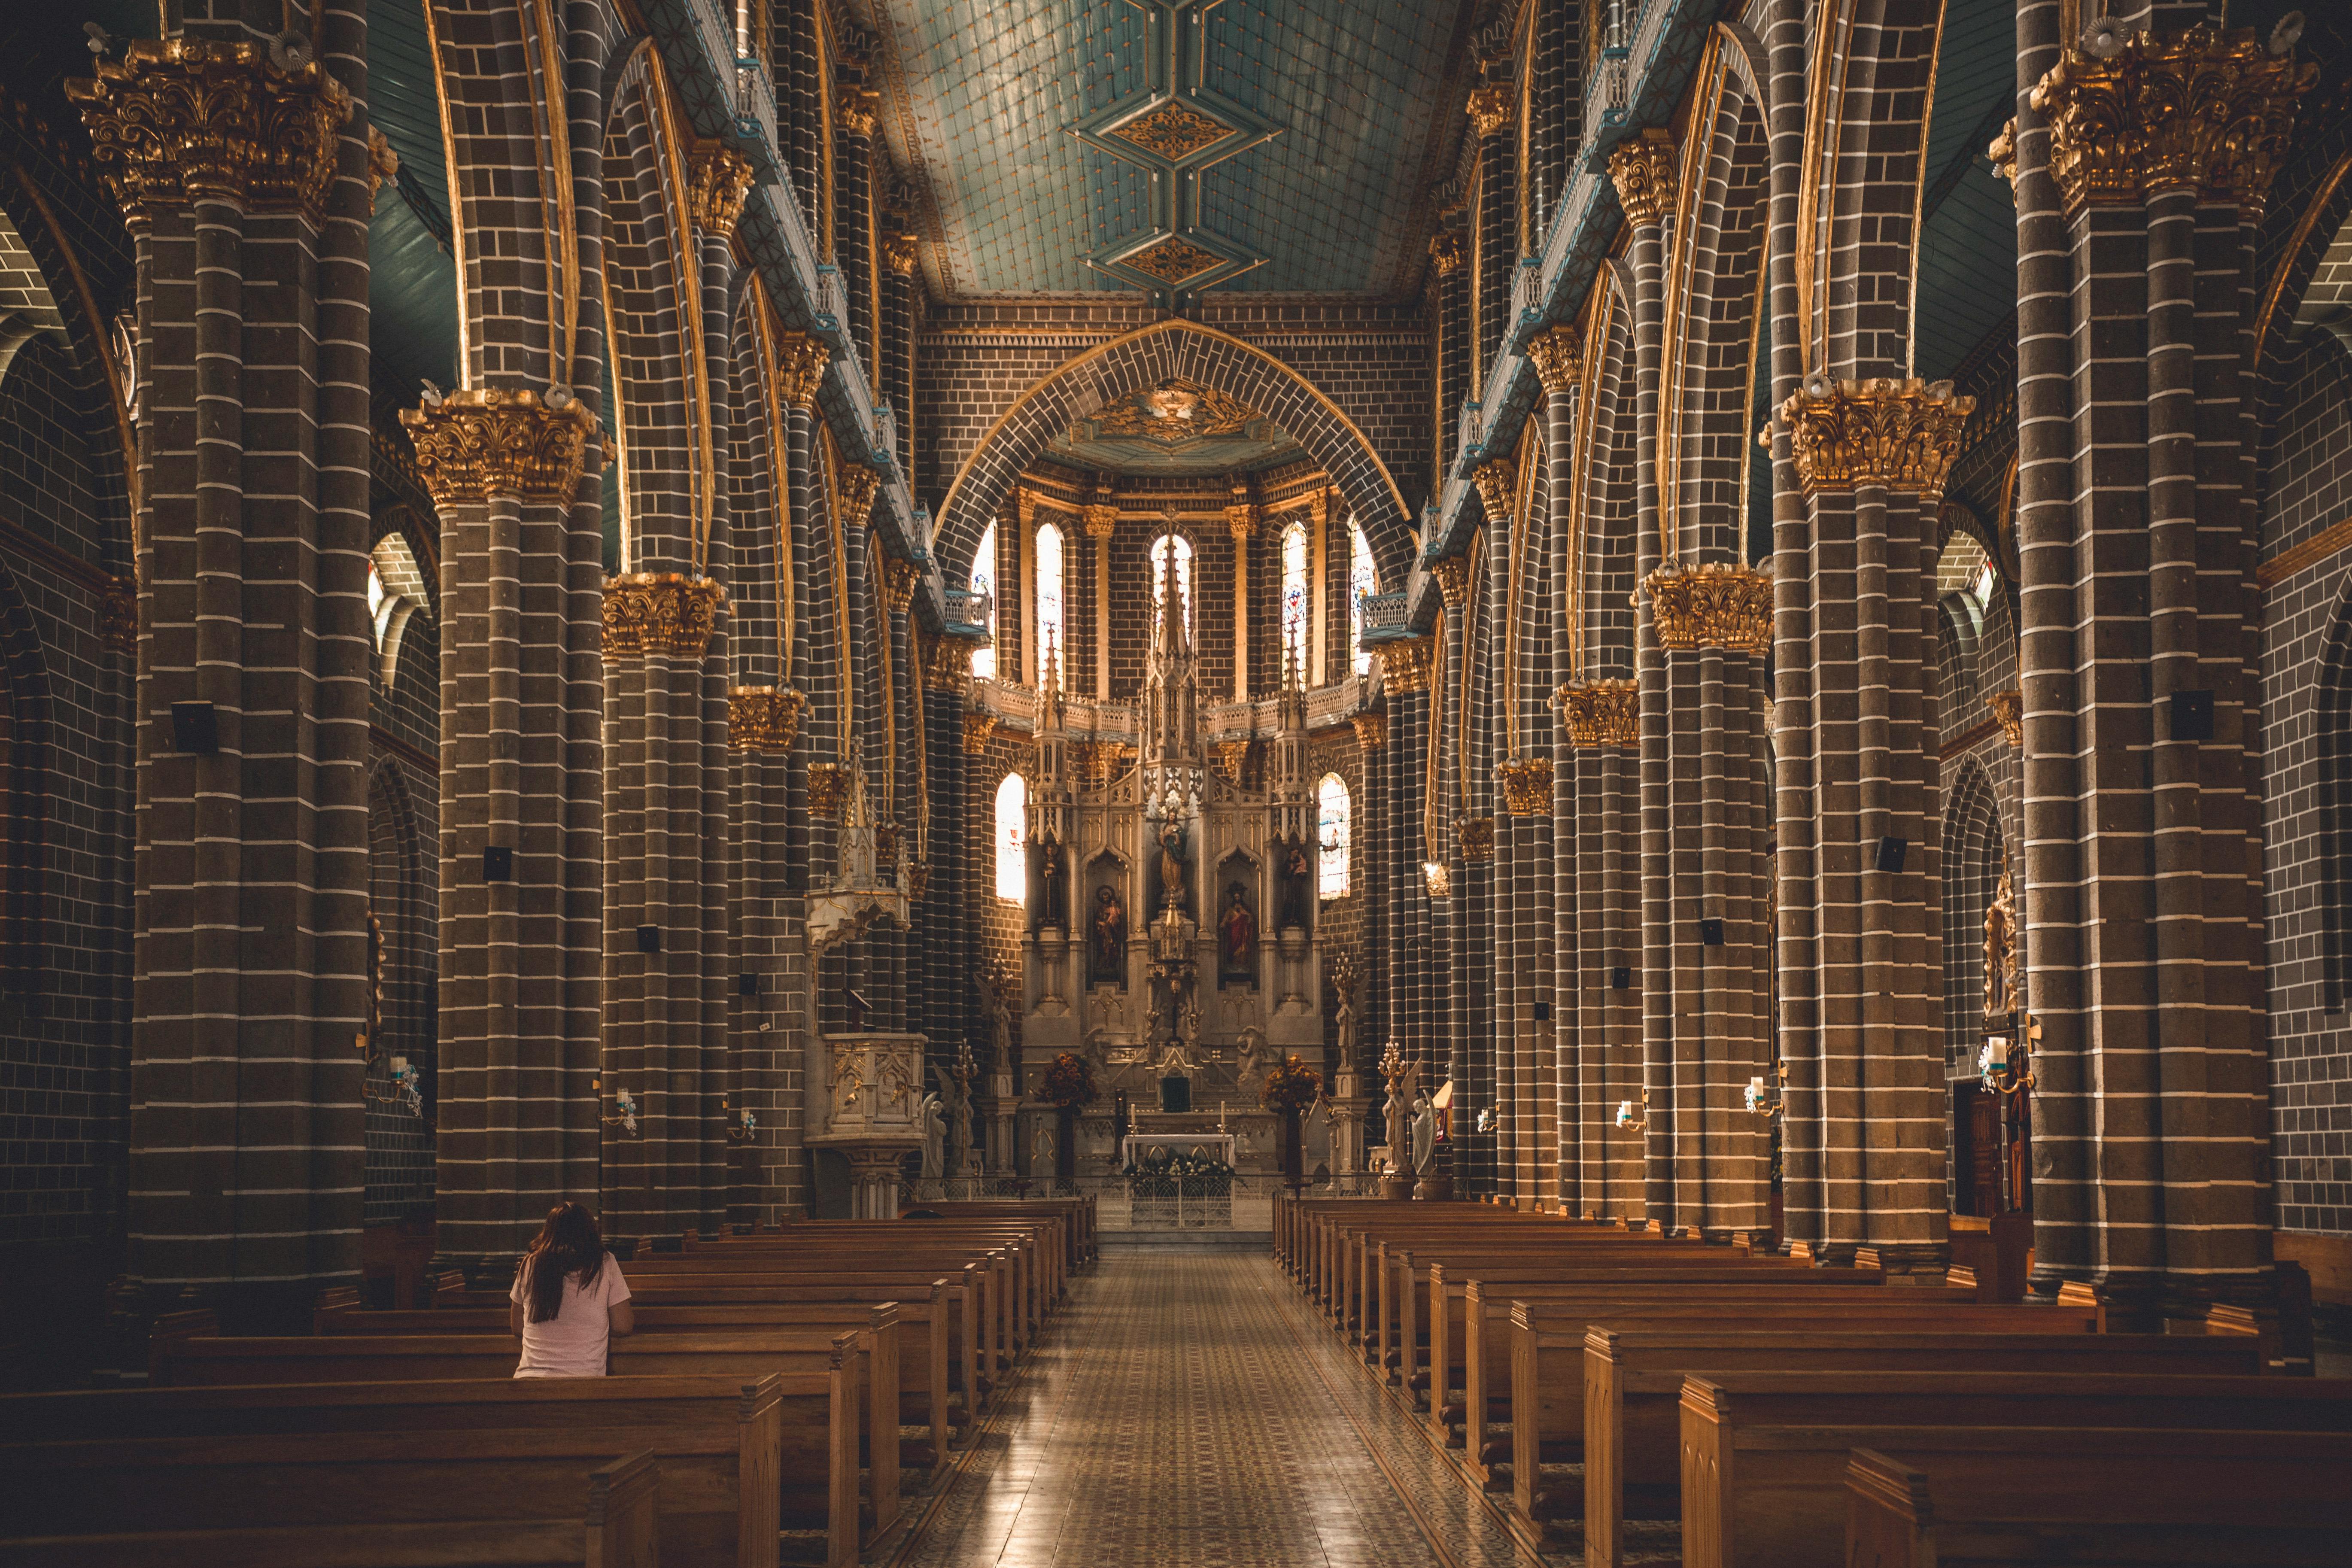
(1217, 869, 1258, 988)
(1088, 855, 1128, 988)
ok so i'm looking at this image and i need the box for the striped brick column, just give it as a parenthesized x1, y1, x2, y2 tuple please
(778, 0, 821, 239)
(1999, 21, 2312, 1320)
(1430, 562, 1475, 1191)
(834, 79, 878, 388)
(880, 226, 917, 473)
(1375, 639, 1434, 1135)
(1557, 679, 1639, 1218)
(1529, 331, 1582, 1210)
(1468, 82, 1515, 388)
(1431, 229, 1470, 465)
(71, 12, 374, 1320)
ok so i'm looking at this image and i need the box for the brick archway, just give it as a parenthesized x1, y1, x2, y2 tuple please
(933, 320, 1413, 583)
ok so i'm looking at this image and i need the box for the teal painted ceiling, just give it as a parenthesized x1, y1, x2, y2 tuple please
(1912, 0, 2016, 381)
(367, 0, 462, 427)
(872, 0, 1466, 297)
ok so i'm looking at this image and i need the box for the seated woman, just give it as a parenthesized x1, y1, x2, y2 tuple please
(509, 1200, 634, 1377)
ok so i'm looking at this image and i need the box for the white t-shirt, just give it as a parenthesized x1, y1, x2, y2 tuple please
(510, 1253, 631, 1378)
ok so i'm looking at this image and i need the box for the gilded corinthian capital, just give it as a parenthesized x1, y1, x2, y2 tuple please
(603, 573, 728, 659)
(1466, 84, 1513, 139)
(400, 388, 600, 509)
(67, 37, 352, 225)
(1524, 327, 1582, 395)
(1607, 127, 1678, 229)
(837, 465, 882, 525)
(1778, 377, 1975, 502)
(1553, 679, 1639, 749)
(1642, 562, 1772, 655)
(1495, 755, 1554, 817)
(1374, 637, 1434, 693)
(688, 140, 757, 239)
(2031, 24, 2316, 216)
(836, 88, 879, 139)
(1429, 556, 1470, 607)
(1471, 460, 1516, 531)
(729, 685, 807, 754)
(1428, 228, 1468, 277)
(776, 334, 831, 409)
(880, 230, 920, 276)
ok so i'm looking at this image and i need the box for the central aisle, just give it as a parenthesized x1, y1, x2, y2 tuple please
(893, 1247, 1542, 1568)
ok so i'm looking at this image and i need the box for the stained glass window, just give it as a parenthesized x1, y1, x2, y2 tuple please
(969, 521, 997, 679)
(1281, 522, 1308, 675)
(994, 772, 1027, 903)
(1349, 524, 1377, 676)
(1035, 521, 1064, 679)
(1317, 774, 1351, 900)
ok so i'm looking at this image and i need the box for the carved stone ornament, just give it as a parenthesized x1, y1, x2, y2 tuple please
(1352, 711, 1388, 751)
(67, 37, 352, 226)
(728, 685, 806, 754)
(1642, 561, 1772, 655)
(366, 124, 398, 212)
(1108, 100, 1234, 161)
(1428, 228, 1468, 277)
(400, 388, 600, 510)
(836, 88, 879, 139)
(1224, 502, 1257, 541)
(1466, 83, 1513, 139)
(906, 860, 930, 903)
(1496, 755, 1555, 817)
(1212, 739, 1254, 785)
(1456, 815, 1495, 861)
(880, 556, 920, 614)
(921, 634, 972, 691)
(777, 334, 830, 410)
(1778, 377, 1975, 502)
(807, 761, 853, 818)
(880, 229, 920, 276)
(1524, 326, 1582, 395)
(962, 711, 998, 755)
(1553, 679, 1639, 749)
(1374, 637, 1434, 693)
(1989, 687, 2024, 748)
(687, 140, 756, 239)
(1607, 127, 1679, 229)
(1429, 555, 1470, 608)
(1471, 460, 1516, 531)
(602, 572, 728, 660)
(836, 464, 882, 526)
(1081, 503, 1118, 540)
(2031, 24, 2317, 216)
(98, 577, 137, 652)
(1071, 741, 1135, 788)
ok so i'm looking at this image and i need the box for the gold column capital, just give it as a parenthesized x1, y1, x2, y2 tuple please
(1524, 326, 1582, 395)
(1351, 711, 1387, 750)
(1777, 377, 1976, 503)
(1015, 487, 1039, 529)
(604, 572, 729, 659)
(729, 684, 807, 754)
(837, 464, 882, 526)
(1496, 755, 1554, 817)
(923, 634, 973, 691)
(1082, 503, 1118, 541)
(687, 139, 757, 239)
(880, 228, 920, 275)
(880, 555, 921, 614)
(1456, 814, 1495, 861)
(1466, 84, 1513, 139)
(67, 36, 352, 225)
(1553, 679, 1639, 749)
(1428, 228, 1468, 276)
(836, 88, 879, 139)
(1471, 459, 1516, 531)
(1607, 127, 1679, 229)
(2031, 23, 2317, 215)
(1989, 688, 2023, 748)
(1429, 555, 1470, 607)
(1225, 503, 1258, 542)
(808, 761, 853, 816)
(1374, 636, 1434, 693)
(399, 388, 599, 509)
(776, 333, 831, 409)
(1641, 561, 1772, 655)
(962, 711, 999, 755)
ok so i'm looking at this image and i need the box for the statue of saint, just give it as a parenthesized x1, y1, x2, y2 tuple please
(918, 1093, 945, 1182)
(1220, 882, 1257, 981)
(1281, 837, 1311, 930)
(1410, 1092, 1436, 1179)
(1984, 866, 2016, 1018)
(1037, 835, 1067, 931)
(1236, 1030, 1270, 1094)
(937, 1058, 974, 1176)
(1333, 987, 1357, 1074)
(1158, 819, 1189, 916)
(1383, 1050, 1417, 1168)
(1091, 884, 1127, 985)
(978, 962, 1016, 1072)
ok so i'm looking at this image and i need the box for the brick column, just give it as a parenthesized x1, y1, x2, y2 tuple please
(1528, 330, 1582, 1210)
(834, 80, 878, 386)
(1431, 559, 1474, 1191)
(879, 223, 917, 472)
(1376, 639, 1433, 1108)
(1431, 228, 1470, 468)
(72, 15, 374, 1322)
(778, 0, 821, 237)
(1468, 82, 1515, 389)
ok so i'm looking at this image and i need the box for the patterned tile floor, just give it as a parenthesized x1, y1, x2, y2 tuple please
(890, 1249, 1557, 1568)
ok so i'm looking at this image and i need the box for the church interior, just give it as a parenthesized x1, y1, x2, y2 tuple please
(3, 0, 2352, 1560)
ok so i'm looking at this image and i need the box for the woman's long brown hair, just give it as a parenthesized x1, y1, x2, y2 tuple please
(521, 1202, 606, 1324)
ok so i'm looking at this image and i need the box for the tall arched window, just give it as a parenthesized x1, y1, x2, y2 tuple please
(1150, 531, 1193, 631)
(969, 521, 998, 680)
(1280, 520, 1309, 675)
(1034, 521, 1064, 678)
(994, 772, 1027, 903)
(1349, 523, 1377, 676)
(1317, 773, 1351, 900)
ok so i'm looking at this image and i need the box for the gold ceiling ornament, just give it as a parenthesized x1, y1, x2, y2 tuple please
(1523, 326, 1583, 394)
(687, 139, 756, 239)
(399, 388, 599, 509)
(1352, 711, 1388, 750)
(775, 333, 830, 409)
(836, 464, 882, 526)
(1429, 555, 1470, 607)
(962, 711, 999, 755)
(835, 88, 878, 139)
(603, 572, 728, 660)
(1092, 377, 1259, 445)
(1212, 738, 1255, 785)
(1375, 636, 1434, 693)
(1466, 83, 1513, 139)
(1428, 228, 1468, 276)
(1553, 678, 1639, 749)
(2031, 24, 2317, 216)
(366, 125, 399, 212)
(879, 555, 921, 614)
(1496, 755, 1555, 817)
(67, 36, 352, 227)
(879, 229, 920, 275)
(1471, 459, 1516, 530)
(807, 761, 853, 817)
(1606, 127, 1679, 229)
(98, 577, 137, 653)
(1778, 377, 1975, 502)
(1081, 503, 1118, 539)
(728, 685, 807, 754)
(1124, 235, 1225, 286)
(1456, 814, 1496, 861)
(1642, 561, 1772, 655)
(1107, 100, 1234, 161)
(1989, 687, 2024, 748)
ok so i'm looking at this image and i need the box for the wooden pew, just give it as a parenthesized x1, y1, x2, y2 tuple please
(641, 1241, 1025, 1369)
(1554, 1326, 2263, 1568)
(0, 1434, 660, 1568)
(3, 1375, 813, 1568)
(900, 1199, 1097, 1269)
(148, 1327, 892, 1549)
(1676, 1371, 2352, 1568)
(1842, 1434, 2352, 1568)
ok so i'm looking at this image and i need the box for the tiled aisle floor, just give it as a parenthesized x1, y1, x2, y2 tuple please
(893, 1249, 1547, 1568)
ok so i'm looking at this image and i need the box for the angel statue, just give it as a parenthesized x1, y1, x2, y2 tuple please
(917, 1093, 945, 1182)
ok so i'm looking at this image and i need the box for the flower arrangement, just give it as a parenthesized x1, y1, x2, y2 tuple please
(1121, 1143, 1240, 1195)
(1260, 1054, 1321, 1115)
(1038, 1051, 1099, 1110)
